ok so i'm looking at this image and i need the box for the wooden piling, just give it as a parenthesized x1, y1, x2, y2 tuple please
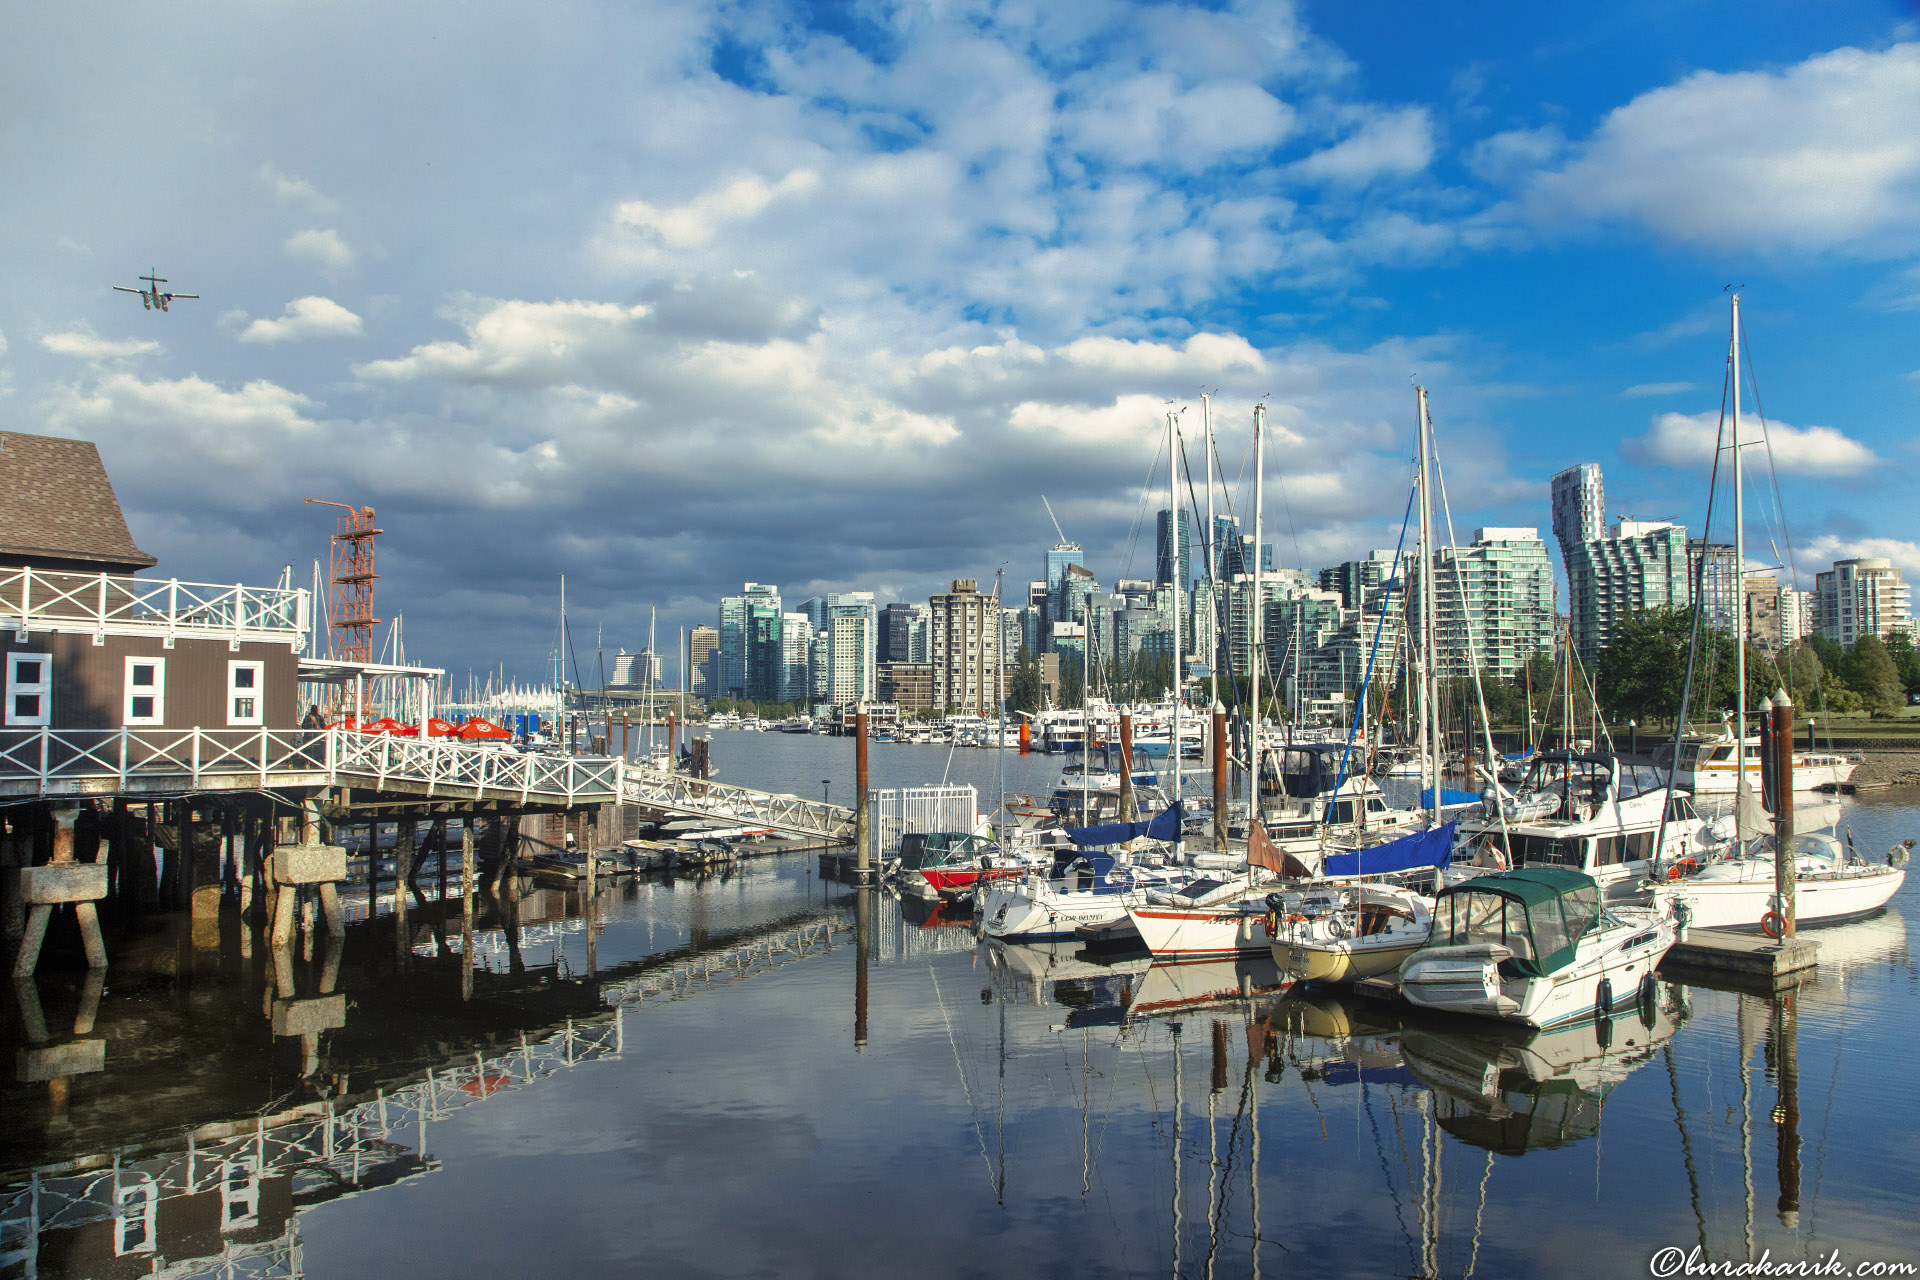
(1773, 689, 1796, 936)
(1118, 714, 1135, 822)
(855, 711, 871, 878)
(461, 821, 476, 1001)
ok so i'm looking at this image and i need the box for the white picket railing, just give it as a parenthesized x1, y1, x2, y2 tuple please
(0, 567, 308, 647)
(0, 728, 619, 805)
(868, 783, 980, 863)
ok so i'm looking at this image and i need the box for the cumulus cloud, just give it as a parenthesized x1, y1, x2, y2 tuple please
(1519, 43, 1920, 253)
(40, 328, 162, 359)
(613, 172, 821, 251)
(236, 296, 364, 344)
(1803, 535, 1920, 578)
(1622, 410, 1878, 475)
(1293, 108, 1434, 185)
(285, 227, 353, 269)
(260, 164, 337, 214)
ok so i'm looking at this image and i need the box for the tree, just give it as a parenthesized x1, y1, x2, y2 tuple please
(1884, 630, 1920, 697)
(1008, 645, 1043, 714)
(1596, 607, 1691, 725)
(1058, 653, 1085, 710)
(1846, 634, 1905, 715)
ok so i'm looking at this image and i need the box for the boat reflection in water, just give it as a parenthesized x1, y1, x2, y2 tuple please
(1123, 955, 1297, 1021)
(1401, 980, 1690, 1155)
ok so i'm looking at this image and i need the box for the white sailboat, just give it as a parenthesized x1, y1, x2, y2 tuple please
(1651, 293, 1905, 931)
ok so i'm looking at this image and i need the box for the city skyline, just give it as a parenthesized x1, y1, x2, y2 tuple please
(4, 3, 1917, 682)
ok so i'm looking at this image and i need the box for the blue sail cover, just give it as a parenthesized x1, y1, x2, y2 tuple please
(1420, 787, 1482, 808)
(1066, 801, 1185, 847)
(1322, 820, 1458, 878)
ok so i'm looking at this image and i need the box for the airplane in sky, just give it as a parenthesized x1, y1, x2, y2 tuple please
(114, 271, 198, 312)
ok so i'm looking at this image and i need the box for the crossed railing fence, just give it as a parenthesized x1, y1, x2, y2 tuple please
(0, 567, 307, 646)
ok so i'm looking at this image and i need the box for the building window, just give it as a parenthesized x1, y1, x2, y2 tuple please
(227, 661, 265, 726)
(6, 653, 51, 726)
(124, 656, 165, 726)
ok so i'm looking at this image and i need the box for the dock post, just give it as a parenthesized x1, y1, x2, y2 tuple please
(1772, 688, 1795, 936)
(854, 881, 869, 1051)
(1119, 714, 1135, 824)
(1212, 706, 1228, 856)
(461, 821, 475, 1001)
(394, 821, 415, 967)
(855, 711, 870, 880)
(1773, 990, 1801, 1225)
(14, 808, 109, 977)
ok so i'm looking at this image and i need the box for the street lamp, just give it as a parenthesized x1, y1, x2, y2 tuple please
(822, 779, 831, 805)
(1629, 719, 1637, 755)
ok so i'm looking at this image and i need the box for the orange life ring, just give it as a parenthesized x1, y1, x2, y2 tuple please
(1666, 857, 1697, 882)
(1760, 911, 1785, 939)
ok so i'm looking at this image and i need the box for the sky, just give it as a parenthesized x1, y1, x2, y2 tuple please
(3, 0, 1918, 684)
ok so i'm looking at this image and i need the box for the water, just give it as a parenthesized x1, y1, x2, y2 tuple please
(3, 739, 1914, 1280)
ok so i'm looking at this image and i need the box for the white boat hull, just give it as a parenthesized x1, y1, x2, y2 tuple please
(1127, 896, 1273, 960)
(980, 879, 1137, 940)
(1400, 908, 1676, 1029)
(1651, 862, 1904, 931)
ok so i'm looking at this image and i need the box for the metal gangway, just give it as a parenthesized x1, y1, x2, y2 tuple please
(616, 764, 855, 841)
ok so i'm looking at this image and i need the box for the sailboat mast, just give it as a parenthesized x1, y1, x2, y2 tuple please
(1251, 404, 1265, 822)
(1203, 392, 1218, 718)
(1169, 409, 1183, 821)
(1416, 388, 1438, 819)
(1731, 293, 1749, 805)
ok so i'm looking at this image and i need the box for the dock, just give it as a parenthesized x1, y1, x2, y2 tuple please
(1659, 927, 1819, 989)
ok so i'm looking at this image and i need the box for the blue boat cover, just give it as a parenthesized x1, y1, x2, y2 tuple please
(1066, 801, 1185, 847)
(1420, 787, 1482, 808)
(1322, 820, 1457, 878)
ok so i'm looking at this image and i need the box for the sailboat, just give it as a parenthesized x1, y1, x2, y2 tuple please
(1650, 294, 1905, 931)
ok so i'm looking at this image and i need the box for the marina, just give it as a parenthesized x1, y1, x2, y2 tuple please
(4, 724, 1915, 1278)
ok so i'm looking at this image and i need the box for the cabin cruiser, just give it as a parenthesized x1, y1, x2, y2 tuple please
(1448, 751, 1713, 901)
(1399, 868, 1682, 1028)
(1667, 727, 1859, 795)
(1252, 743, 1425, 856)
(979, 845, 1184, 941)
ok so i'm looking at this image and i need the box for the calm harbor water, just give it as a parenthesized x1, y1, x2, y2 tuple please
(3, 731, 1914, 1279)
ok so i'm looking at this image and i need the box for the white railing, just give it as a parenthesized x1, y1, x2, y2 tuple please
(0, 567, 308, 647)
(618, 763, 855, 840)
(327, 731, 619, 804)
(869, 783, 979, 862)
(0, 727, 619, 804)
(0, 727, 329, 796)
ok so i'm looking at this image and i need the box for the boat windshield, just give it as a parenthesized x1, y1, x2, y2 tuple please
(1434, 877, 1602, 978)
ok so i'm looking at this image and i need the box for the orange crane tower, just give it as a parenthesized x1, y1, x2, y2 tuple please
(305, 499, 382, 663)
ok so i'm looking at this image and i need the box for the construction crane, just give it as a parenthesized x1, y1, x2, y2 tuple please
(305, 499, 381, 663)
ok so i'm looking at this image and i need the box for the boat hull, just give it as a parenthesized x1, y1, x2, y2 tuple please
(980, 880, 1135, 941)
(1127, 899, 1273, 960)
(1276, 935, 1426, 985)
(1653, 865, 1904, 931)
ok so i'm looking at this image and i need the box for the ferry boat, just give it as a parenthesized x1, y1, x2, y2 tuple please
(1399, 868, 1681, 1028)
(1668, 728, 1859, 794)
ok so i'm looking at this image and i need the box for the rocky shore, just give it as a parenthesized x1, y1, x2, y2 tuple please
(1852, 750, 1920, 789)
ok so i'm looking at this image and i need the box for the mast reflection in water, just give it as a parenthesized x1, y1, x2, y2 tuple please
(2, 788, 1915, 1279)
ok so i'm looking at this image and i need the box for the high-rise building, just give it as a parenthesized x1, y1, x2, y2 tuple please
(1155, 508, 1193, 590)
(1814, 558, 1912, 645)
(1418, 528, 1557, 678)
(718, 583, 780, 698)
(1778, 584, 1812, 646)
(1045, 543, 1084, 593)
(1550, 464, 1606, 568)
(1565, 519, 1690, 661)
(879, 601, 929, 664)
(1688, 540, 1740, 635)
(745, 599, 784, 702)
(1744, 577, 1783, 650)
(929, 579, 1004, 714)
(1320, 550, 1404, 617)
(779, 613, 812, 704)
(689, 625, 718, 697)
(796, 596, 828, 634)
(825, 594, 877, 707)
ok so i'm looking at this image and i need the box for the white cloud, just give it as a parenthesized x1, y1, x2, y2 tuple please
(284, 227, 354, 270)
(236, 296, 364, 344)
(1060, 73, 1294, 170)
(40, 328, 162, 359)
(0, 327, 7, 358)
(1803, 535, 1920, 579)
(1623, 410, 1878, 475)
(613, 171, 821, 250)
(1519, 42, 1920, 253)
(1620, 381, 1695, 399)
(1466, 126, 1565, 184)
(1293, 108, 1434, 185)
(260, 164, 337, 214)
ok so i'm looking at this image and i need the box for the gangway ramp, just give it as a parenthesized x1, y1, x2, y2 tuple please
(617, 764, 855, 841)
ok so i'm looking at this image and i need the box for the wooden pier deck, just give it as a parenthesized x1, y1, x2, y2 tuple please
(1659, 927, 1819, 988)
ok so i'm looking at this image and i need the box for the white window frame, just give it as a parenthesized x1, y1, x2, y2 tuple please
(227, 660, 266, 727)
(5, 652, 51, 727)
(123, 655, 166, 727)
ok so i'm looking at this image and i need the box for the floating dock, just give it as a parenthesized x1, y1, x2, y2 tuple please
(1659, 927, 1819, 988)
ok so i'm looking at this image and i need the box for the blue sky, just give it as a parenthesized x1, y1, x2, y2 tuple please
(2, 0, 1916, 680)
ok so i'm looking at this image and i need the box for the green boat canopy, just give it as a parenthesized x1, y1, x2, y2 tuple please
(1431, 868, 1604, 978)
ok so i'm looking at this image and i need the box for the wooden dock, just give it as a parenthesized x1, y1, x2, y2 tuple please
(1659, 927, 1818, 989)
